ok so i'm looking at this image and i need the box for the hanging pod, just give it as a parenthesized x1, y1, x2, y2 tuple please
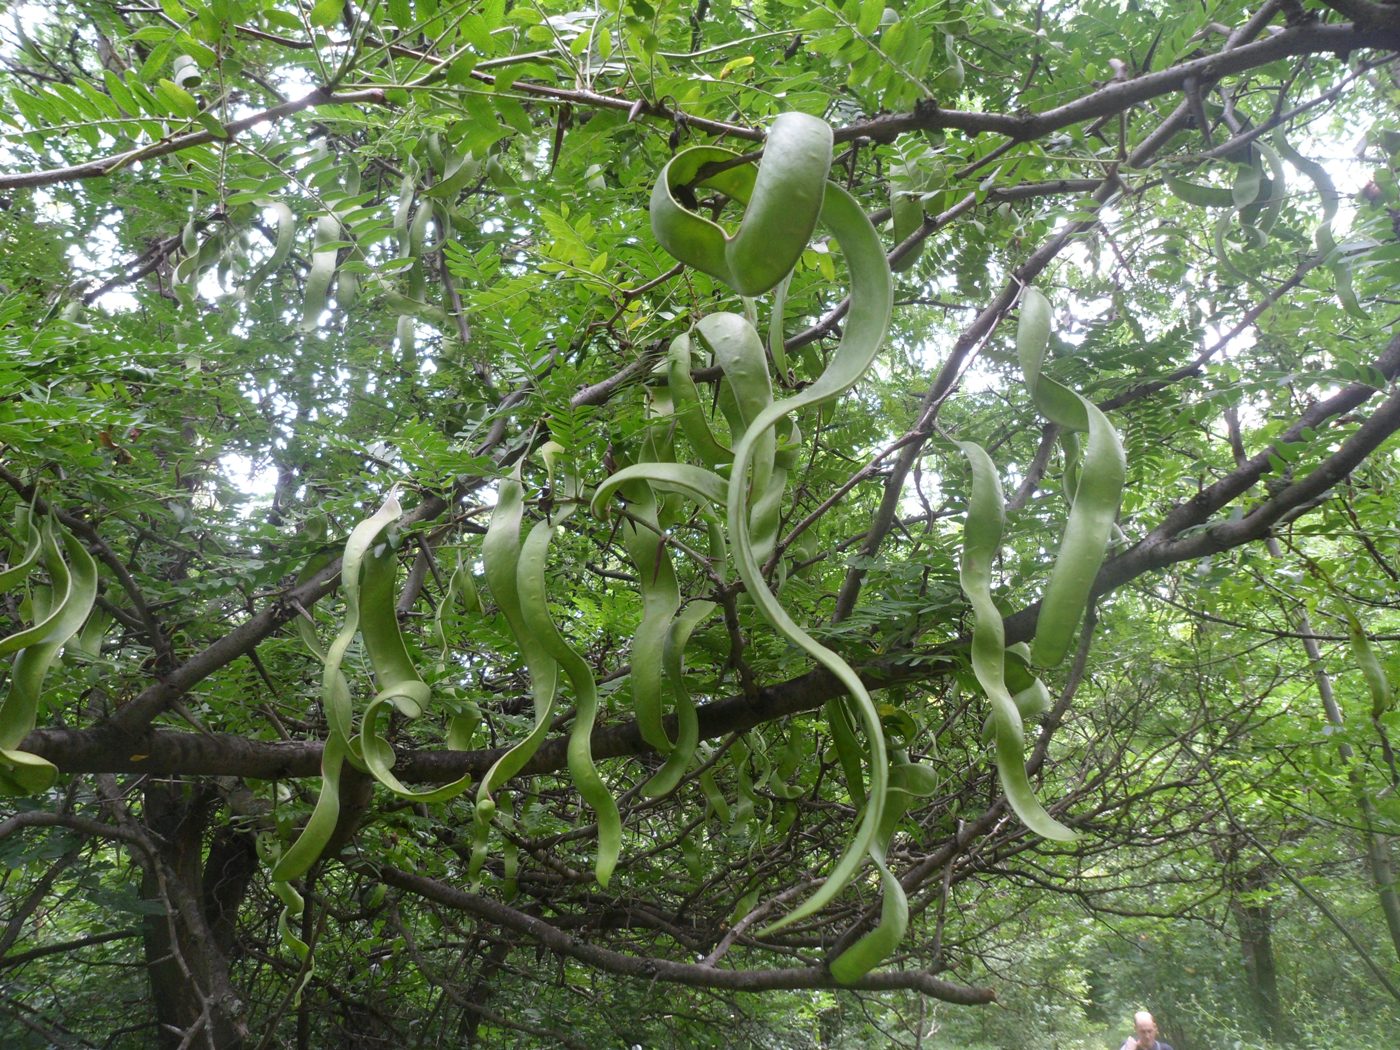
(616, 479, 683, 754)
(724, 177, 895, 940)
(650, 112, 833, 296)
(467, 474, 560, 876)
(299, 214, 342, 333)
(828, 754, 942, 983)
(956, 441, 1076, 841)
(241, 201, 294, 300)
(272, 494, 473, 885)
(515, 517, 621, 887)
(1271, 128, 1367, 318)
(635, 111, 906, 972)
(272, 496, 404, 883)
(0, 507, 98, 796)
(1015, 287, 1125, 669)
(355, 534, 474, 805)
(641, 599, 716, 798)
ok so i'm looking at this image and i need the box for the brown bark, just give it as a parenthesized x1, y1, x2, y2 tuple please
(139, 783, 249, 1049)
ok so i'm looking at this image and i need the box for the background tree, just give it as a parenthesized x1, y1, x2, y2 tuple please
(2, 0, 1400, 1045)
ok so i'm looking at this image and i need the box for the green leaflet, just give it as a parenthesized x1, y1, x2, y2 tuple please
(1016, 287, 1125, 668)
(0, 509, 98, 796)
(956, 440, 1076, 841)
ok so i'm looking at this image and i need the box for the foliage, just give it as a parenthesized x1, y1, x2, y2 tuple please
(2, 0, 1400, 1045)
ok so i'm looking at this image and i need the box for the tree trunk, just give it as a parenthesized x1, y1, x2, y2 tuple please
(140, 782, 249, 1049)
(1231, 888, 1281, 1038)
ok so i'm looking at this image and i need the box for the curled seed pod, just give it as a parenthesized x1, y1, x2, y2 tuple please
(355, 537, 472, 804)
(1164, 173, 1238, 209)
(425, 150, 480, 200)
(299, 214, 342, 332)
(616, 481, 681, 755)
(667, 332, 733, 466)
(0, 509, 98, 796)
(732, 178, 894, 941)
(640, 600, 715, 798)
(828, 753, 942, 983)
(650, 112, 833, 296)
(469, 476, 560, 878)
(1016, 287, 1125, 668)
(242, 201, 294, 300)
(272, 495, 404, 883)
(889, 187, 925, 273)
(956, 440, 1076, 841)
(515, 519, 621, 887)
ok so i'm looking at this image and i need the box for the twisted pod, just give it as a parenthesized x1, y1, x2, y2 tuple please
(1015, 287, 1125, 668)
(0, 505, 98, 796)
(269, 494, 473, 982)
(599, 111, 906, 975)
(650, 113, 832, 296)
(956, 441, 1075, 841)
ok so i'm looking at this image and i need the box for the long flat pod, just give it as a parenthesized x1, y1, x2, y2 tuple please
(0, 504, 42, 591)
(827, 758, 938, 982)
(1016, 287, 1125, 668)
(616, 479, 683, 754)
(641, 599, 716, 797)
(299, 213, 341, 332)
(273, 494, 404, 882)
(356, 541, 473, 804)
(667, 332, 733, 467)
(592, 462, 729, 515)
(515, 519, 621, 887)
(957, 440, 1076, 841)
(650, 113, 832, 296)
(0, 515, 97, 795)
(729, 179, 895, 936)
(472, 476, 560, 833)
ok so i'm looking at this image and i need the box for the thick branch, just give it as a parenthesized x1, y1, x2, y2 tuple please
(5, 23, 1395, 195)
(371, 862, 996, 1003)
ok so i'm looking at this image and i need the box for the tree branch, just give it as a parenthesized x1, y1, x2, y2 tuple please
(370, 862, 996, 1003)
(0, 87, 386, 192)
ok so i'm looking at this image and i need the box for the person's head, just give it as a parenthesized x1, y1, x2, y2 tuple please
(1133, 1011, 1158, 1044)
